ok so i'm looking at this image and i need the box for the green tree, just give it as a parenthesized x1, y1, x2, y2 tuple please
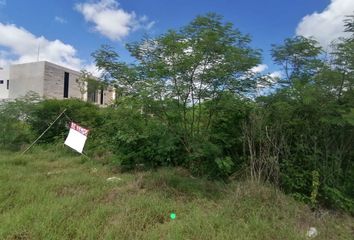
(93, 13, 260, 176)
(271, 36, 323, 85)
(0, 92, 39, 150)
(328, 15, 354, 100)
(93, 14, 261, 159)
(262, 20, 354, 212)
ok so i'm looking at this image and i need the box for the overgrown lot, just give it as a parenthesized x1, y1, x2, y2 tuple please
(2, 13, 354, 213)
(0, 148, 352, 240)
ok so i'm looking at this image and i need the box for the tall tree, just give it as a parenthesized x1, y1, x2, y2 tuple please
(93, 13, 261, 153)
(329, 15, 354, 98)
(271, 36, 323, 85)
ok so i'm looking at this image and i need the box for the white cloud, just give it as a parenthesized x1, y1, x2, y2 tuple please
(54, 16, 67, 24)
(251, 64, 268, 73)
(0, 23, 104, 77)
(269, 71, 282, 79)
(0, 22, 81, 70)
(75, 0, 154, 41)
(256, 71, 282, 89)
(296, 0, 354, 48)
(145, 21, 155, 31)
(83, 63, 104, 77)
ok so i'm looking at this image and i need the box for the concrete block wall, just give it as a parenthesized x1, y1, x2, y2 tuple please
(0, 67, 9, 99)
(96, 87, 116, 106)
(43, 62, 83, 100)
(9, 62, 45, 99)
(7, 61, 114, 105)
(103, 87, 116, 105)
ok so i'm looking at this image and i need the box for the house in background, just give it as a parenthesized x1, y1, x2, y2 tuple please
(1, 61, 115, 105)
(0, 67, 9, 99)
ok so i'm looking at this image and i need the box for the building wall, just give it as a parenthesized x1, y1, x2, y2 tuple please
(103, 87, 116, 105)
(43, 62, 84, 100)
(7, 61, 114, 105)
(9, 62, 45, 99)
(0, 68, 9, 99)
(87, 85, 116, 106)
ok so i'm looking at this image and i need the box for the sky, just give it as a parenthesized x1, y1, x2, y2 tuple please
(0, 0, 353, 77)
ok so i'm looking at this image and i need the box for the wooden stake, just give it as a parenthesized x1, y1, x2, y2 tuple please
(22, 109, 67, 155)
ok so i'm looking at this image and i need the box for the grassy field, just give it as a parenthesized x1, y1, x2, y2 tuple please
(0, 147, 353, 240)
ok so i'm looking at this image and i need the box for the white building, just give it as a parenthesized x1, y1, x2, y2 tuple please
(0, 67, 9, 99)
(0, 61, 115, 105)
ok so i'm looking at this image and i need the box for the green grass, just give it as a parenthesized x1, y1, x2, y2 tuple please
(0, 147, 353, 240)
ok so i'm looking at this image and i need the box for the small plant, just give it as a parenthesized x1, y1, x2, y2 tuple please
(310, 170, 320, 209)
(215, 157, 234, 176)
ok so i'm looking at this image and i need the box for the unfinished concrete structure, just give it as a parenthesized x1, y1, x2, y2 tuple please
(5, 61, 115, 105)
(0, 67, 9, 99)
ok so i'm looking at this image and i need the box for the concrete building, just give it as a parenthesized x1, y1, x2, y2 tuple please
(1, 61, 115, 105)
(0, 67, 9, 99)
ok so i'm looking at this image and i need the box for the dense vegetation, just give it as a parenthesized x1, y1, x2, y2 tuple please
(0, 13, 353, 214)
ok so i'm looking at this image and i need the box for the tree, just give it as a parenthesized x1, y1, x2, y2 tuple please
(262, 20, 354, 212)
(271, 36, 323, 85)
(91, 13, 262, 176)
(93, 13, 260, 152)
(329, 15, 354, 99)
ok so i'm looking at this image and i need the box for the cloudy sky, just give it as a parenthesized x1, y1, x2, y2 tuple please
(0, 0, 353, 75)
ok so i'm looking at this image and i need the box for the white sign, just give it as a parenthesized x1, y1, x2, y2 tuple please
(64, 122, 89, 153)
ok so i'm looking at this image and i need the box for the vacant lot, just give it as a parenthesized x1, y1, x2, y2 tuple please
(0, 147, 353, 240)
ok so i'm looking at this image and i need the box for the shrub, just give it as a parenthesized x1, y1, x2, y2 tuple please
(29, 99, 101, 144)
(94, 104, 182, 170)
(0, 93, 39, 150)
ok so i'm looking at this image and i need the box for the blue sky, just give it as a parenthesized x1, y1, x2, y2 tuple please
(0, 0, 353, 76)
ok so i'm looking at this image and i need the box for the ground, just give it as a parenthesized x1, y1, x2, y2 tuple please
(0, 147, 353, 240)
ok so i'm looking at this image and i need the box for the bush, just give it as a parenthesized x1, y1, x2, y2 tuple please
(94, 104, 182, 170)
(256, 88, 354, 213)
(29, 99, 101, 144)
(0, 93, 38, 150)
